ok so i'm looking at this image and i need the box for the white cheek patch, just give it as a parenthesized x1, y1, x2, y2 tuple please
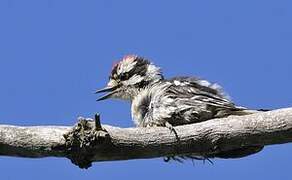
(125, 75, 144, 85)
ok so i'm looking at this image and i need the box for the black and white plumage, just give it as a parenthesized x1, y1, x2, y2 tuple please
(96, 55, 263, 159)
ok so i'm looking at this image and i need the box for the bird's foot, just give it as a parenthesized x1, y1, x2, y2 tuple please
(165, 122, 179, 140)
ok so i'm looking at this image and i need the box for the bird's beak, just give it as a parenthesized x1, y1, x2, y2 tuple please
(95, 85, 119, 101)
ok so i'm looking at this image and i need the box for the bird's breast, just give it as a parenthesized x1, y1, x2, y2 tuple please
(131, 89, 153, 127)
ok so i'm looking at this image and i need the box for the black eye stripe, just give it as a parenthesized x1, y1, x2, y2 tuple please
(119, 72, 130, 80)
(109, 56, 150, 81)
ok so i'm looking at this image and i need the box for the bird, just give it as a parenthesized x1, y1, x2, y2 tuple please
(95, 55, 264, 160)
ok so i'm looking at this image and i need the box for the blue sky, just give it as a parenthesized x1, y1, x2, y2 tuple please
(1, 0, 292, 179)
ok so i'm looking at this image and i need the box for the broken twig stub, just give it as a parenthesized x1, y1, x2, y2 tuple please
(63, 116, 110, 169)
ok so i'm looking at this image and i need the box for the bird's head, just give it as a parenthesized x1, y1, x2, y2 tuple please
(96, 55, 163, 101)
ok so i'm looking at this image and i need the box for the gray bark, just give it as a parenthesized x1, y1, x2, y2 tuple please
(1, 108, 292, 168)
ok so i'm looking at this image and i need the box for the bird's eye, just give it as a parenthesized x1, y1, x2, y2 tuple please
(120, 73, 129, 81)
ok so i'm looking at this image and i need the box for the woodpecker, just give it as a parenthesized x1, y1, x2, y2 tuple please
(96, 55, 263, 159)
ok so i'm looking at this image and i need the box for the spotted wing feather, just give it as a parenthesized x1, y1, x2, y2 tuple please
(144, 77, 242, 126)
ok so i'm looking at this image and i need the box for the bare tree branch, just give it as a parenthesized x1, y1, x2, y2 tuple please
(1, 108, 292, 168)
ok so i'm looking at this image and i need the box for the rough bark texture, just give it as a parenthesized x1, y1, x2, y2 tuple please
(1, 108, 292, 168)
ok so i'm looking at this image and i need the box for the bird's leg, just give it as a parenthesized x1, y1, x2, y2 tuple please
(165, 121, 179, 141)
(163, 122, 214, 164)
(164, 122, 185, 162)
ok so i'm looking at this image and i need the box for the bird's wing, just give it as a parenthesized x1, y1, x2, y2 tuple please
(168, 76, 230, 99)
(147, 77, 241, 126)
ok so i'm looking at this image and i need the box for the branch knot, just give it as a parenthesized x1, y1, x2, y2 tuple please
(63, 114, 110, 169)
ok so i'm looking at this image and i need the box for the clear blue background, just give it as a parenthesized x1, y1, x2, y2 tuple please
(0, 0, 292, 179)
